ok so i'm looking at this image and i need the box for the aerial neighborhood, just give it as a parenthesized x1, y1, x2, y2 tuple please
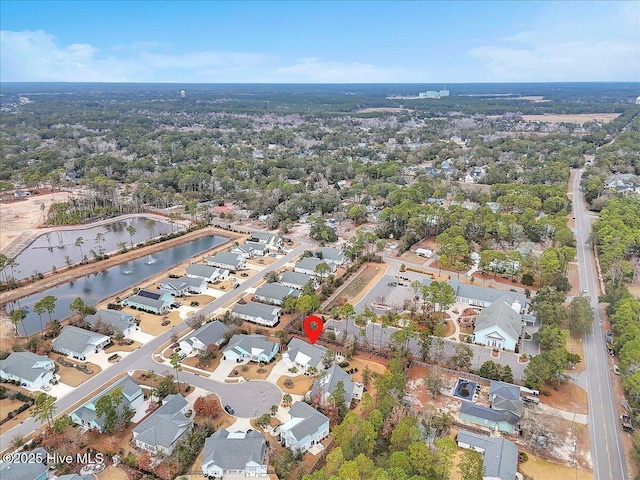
(0, 81, 638, 480)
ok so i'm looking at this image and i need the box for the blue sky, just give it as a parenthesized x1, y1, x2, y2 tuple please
(1, 1, 638, 83)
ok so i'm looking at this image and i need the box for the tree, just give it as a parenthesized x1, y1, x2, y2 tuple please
(75, 236, 84, 262)
(193, 396, 219, 418)
(94, 386, 132, 434)
(523, 355, 551, 390)
(34, 295, 56, 337)
(52, 414, 72, 434)
(256, 413, 271, 428)
(94, 232, 106, 256)
(329, 380, 348, 422)
(170, 353, 183, 391)
(424, 368, 446, 399)
(145, 218, 156, 239)
(347, 204, 367, 224)
(458, 448, 484, 480)
(434, 437, 457, 480)
(126, 225, 136, 248)
(10, 308, 27, 336)
(569, 295, 594, 337)
(33, 300, 46, 339)
(33, 393, 56, 428)
(450, 343, 473, 371)
(314, 261, 331, 278)
(153, 375, 178, 399)
(297, 294, 320, 314)
(69, 296, 86, 320)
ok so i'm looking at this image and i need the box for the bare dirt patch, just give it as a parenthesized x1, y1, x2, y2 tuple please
(246, 257, 277, 267)
(540, 382, 588, 415)
(326, 263, 388, 310)
(276, 375, 314, 395)
(51, 357, 102, 387)
(104, 340, 142, 354)
(97, 466, 129, 480)
(132, 310, 182, 336)
(522, 113, 621, 124)
(230, 362, 276, 381)
(519, 450, 592, 480)
(0, 397, 25, 413)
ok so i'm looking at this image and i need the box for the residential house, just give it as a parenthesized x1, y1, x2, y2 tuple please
(223, 334, 279, 363)
(448, 279, 527, 313)
(456, 429, 519, 480)
(472, 297, 523, 351)
(185, 264, 229, 283)
(415, 248, 433, 258)
(294, 257, 335, 277)
(52, 325, 111, 360)
(0, 459, 48, 480)
(254, 282, 301, 306)
(489, 381, 524, 417)
(315, 247, 347, 267)
(280, 271, 315, 290)
(231, 242, 269, 259)
(206, 252, 246, 272)
(58, 474, 98, 480)
(231, 301, 282, 327)
(310, 364, 355, 406)
(71, 376, 143, 431)
(283, 338, 328, 373)
(459, 402, 519, 434)
(85, 309, 137, 337)
(179, 320, 230, 356)
(122, 289, 173, 315)
(132, 394, 192, 455)
(247, 232, 282, 252)
(158, 275, 208, 296)
(278, 401, 330, 453)
(0, 352, 55, 389)
(201, 429, 268, 478)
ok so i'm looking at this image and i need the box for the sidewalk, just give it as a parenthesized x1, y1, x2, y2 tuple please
(535, 402, 588, 425)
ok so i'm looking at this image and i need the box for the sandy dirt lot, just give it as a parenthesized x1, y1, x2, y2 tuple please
(52, 357, 102, 387)
(276, 375, 314, 395)
(97, 466, 129, 480)
(520, 451, 592, 480)
(0, 191, 72, 253)
(522, 113, 621, 124)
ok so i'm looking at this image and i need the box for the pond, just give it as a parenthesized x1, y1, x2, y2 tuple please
(6, 217, 180, 281)
(5, 234, 228, 337)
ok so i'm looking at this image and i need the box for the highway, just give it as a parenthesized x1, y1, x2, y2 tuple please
(573, 169, 629, 480)
(0, 242, 308, 453)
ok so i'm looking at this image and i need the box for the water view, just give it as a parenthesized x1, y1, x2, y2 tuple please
(7, 217, 181, 281)
(5, 234, 228, 336)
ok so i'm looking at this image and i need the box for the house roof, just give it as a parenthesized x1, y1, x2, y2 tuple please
(286, 338, 328, 369)
(295, 257, 328, 272)
(248, 232, 278, 244)
(315, 247, 346, 262)
(58, 473, 98, 480)
(188, 321, 230, 347)
(208, 252, 243, 268)
(86, 309, 135, 333)
(281, 401, 329, 442)
(72, 376, 142, 429)
(158, 277, 190, 291)
(280, 271, 314, 287)
(489, 381, 520, 401)
(0, 352, 53, 383)
(449, 279, 526, 307)
(255, 283, 300, 302)
(459, 402, 520, 426)
(186, 264, 220, 278)
(457, 430, 518, 480)
(224, 334, 278, 358)
(202, 429, 267, 471)
(311, 364, 354, 402)
(231, 301, 281, 320)
(125, 289, 172, 310)
(52, 326, 110, 355)
(474, 299, 523, 343)
(0, 460, 48, 480)
(133, 394, 191, 449)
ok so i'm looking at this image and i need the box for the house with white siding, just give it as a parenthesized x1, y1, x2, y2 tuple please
(206, 252, 246, 272)
(52, 325, 111, 360)
(310, 365, 356, 406)
(254, 282, 301, 306)
(179, 321, 230, 356)
(0, 352, 55, 389)
(315, 247, 347, 266)
(472, 298, 523, 351)
(158, 276, 207, 296)
(280, 271, 316, 290)
(185, 264, 229, 283)
(294, 257, 334, 277)
(132, 394, 192, 455)
(283, 338, 329, 373)
(223, 334, 279, 363)
(456, 429, 519, 480)
(85, 309, 137, 337)
(247, 232, 282, 252)
(231, 301, 281, 327)
(231, 242, 269, 258)
(122, 289, 173, 315)
(201, 429, 268, 478)
(278, 401, 329, 453)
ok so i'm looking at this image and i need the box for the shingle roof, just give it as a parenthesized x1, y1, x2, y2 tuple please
(286, 338, 328, 369)
(224, 334, 278, 358)
(449, 279, 527, 307)
(186, 264, 220, 278)
(315, 247, 346, 262)
(52, 326, 110, 355)
(133, 394, 191, 450)
(281, 401, 329, 442)
(280, 271, 314, 287)
(311, 365, 354, 403)
(474, 299, 522, 343)
(457, 430, 519, 480)
(72, 376, 142, 429)
(202, 429, 267, 471)
(189, 321, 229, 347)
(125, 289, 171, 310)
(295, 257, 327, 271)
(86, 309, 135, 333)
(0, 461, 48, 480)
(232, 301, 281, 320)
(208, 252, 243, 268)
(254, 283, 300, 302)
(489, 381, 520, 401)
(459, 402, 520, 426)
(0, 351, 53, 383)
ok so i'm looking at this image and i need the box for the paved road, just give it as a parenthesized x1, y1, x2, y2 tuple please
(573, 169, 628, 480)
(0, 242, 307, 452)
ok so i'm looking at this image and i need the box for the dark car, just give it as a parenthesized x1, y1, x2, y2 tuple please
(224, 404, 235, 415)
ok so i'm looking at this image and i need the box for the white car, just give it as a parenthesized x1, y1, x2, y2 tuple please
(613, 365, 621, 375)
(41, 384, 51, 391)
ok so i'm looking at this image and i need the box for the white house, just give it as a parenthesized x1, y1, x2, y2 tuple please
(231, 301, 281, 327)
(0, 352, 55, 389)
(472, 298, 523, 351)
(206, 252, 246, 272)
(247, 232, 282, 251)
(132, 394, 192, 455)
(294, 257, 334, 277)
(280, 271, 316, 290)
(448, 279, 527, 313)
(52, 326, 111, 360)
(283, 338, 329, 373)
(231, 242, 269, 259)
(415, 248, 433, 258)
(223, 334, 279, 363)
(310, 365, 356, 406)
(179, 320, 230, 356)
(201, 429, 268, 478)
(456, 429, 519, 480)
(185, 264, 229, 283)
(278, 401, 330, 453)
(254, 282, 301, 306)
(158, 276, 207, 296)
(315, 247, 347, 266)
(85, 309, 137, 337)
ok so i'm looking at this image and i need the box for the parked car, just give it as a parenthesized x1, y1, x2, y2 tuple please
(606, 331, 614, 343)
(613, 364, 621, 375)
(388, 281, 398, 287)
(40, 384, 51, 392)
(224, 404, 235, 415)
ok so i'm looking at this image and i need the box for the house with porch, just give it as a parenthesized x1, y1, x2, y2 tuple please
(52, 326, 111, 360)
(85, 309, 137, 337)
(223, 334, 279, 363)
(280, 271, 316, 290)
(122, 289, 173, 315)
(315, 247, 347, 267)
(283, 338, 329, 373)
(179, 320, 230, 356)
(71, 376, 143, 431)
(201, 429, 268, 478)
(231, 301, 281, 327)
(206, 252, 246, 272)
(278, 401, 330, 453)
(456, 429, 519, 480)
(294, 257, 334, 277)
(310, 364, 356, 406)
(185, 264, 229, 283)
(247, 232, 282, 252)
(459, 402, 519, 434)
(231, 242, 269, 259)
(472, 297, 523, 351)
(447, 279, 527, 313)
(0, 352, 55, 389)
(254, 282, 301, 306)
(132, 394, 192, 455)
(158, 276, 207, 296)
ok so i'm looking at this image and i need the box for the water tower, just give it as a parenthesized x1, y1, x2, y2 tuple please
(180, 90, 186, 98)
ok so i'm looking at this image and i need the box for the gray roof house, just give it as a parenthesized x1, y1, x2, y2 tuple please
(158, 276, 208, 296)
(284, 338, 329, 373)
(459, 402, 520, 434)
(201, 429, 268, 478)
(254, 282, 301, 306)
(132, 394, 192, 455)
(231, 242, 269, 258)
(278, 401, 330, 453)
(231, 301, 281, 327)
(185, 264, 229, 283)
(57, 474, 98, 480)
(71, 376, 143, 432)
(247, 232, 282, 251)
(315, 247, 347, 266)
(0, 458, 48, 480)
(0, 352, 55, 389)
(489, 380, 524, 417)
(311, 364, 355, 406)
(179, 320, 230, 356)
(223, 334, 279, 363)
(122, 289, 173, 315)
(472, 297, 523, 352)
(280, 271, 316, 290)
(52, 325, 111, 360)
(448, 279, 527, 313)
(294, 257, 334, 277)
(206, 252, 246, 272)
(85, 309, 137, 337)
(456, 429, 519, 480)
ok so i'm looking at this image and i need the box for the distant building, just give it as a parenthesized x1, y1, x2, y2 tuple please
(419, 89, 450, 99)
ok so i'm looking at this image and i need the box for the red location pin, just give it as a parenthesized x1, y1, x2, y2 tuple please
(303, 315, 323, 345)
